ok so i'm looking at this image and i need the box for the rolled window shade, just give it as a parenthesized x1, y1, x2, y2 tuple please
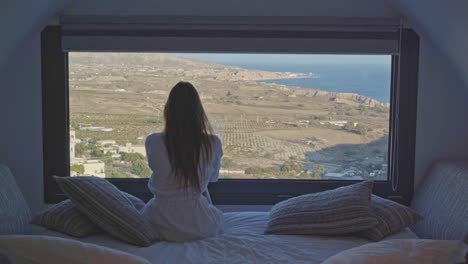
(61, 16, 401, 54)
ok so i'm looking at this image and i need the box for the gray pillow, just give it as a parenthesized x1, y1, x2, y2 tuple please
(358, 195, 423, 241)
(31, 192, 146, 238)
(0, 164, 32, 235)
(265, 181, 377, 235)
(54, 176, 157, 246)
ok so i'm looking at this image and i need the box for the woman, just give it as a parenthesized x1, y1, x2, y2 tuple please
(142, 81, 224, 242)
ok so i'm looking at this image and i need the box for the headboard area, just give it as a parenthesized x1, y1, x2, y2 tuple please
(411, 160, 468, 240)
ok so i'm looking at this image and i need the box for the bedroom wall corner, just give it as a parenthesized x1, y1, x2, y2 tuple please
(0, 31, 46, 213)
(413, 36, 468, 190)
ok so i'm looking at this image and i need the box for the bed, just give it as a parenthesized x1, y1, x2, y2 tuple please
(1, 161, 466, 264)
(41, 211, 418, 264)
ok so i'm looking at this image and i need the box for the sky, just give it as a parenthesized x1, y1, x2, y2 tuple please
(173, 53, 391, 65)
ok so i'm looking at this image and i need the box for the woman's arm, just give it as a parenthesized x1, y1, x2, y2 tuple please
(145, 135, 153, 167)
(210, 137, 223, 183)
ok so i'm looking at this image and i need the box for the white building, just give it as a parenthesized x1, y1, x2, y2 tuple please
(71, 159, 106, 178)
(69, 130, 81, 159)
(70, 130, 106, 178)
(80, 126, 113, 132)
(100, 146, 119, 154)
(319, 121, 359, 127)
(324, 172, 346, 178)
(119, 143, 146, 157)
(82, 160, 106, 178)
(96, 140, 116, 146)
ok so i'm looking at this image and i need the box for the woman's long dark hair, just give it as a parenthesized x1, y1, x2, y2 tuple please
(164, 81, 214, 192)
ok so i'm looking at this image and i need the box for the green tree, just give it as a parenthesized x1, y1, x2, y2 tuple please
(373, 105, 389, 114)
(222, 157, 237, 168)
(355, 124, 371, 135)
(245, 166, 280, 176)
(120, 152, 146, 163)
(74, 143, 87, 157)
(311, 164, 325, 179)
(358, 105, 369, 113)
(107, 169, 129, 178)
(131, 159, 152, 178)
(104, 156, 114, 167)
(280, 161, 304, 173)
(91, 148, 105, 157)
(343, 122, 356, 131)
(343, 123, 370, 135)
(86, 143, 97, 152)
(245, 167, 261, 175)
(70, 164, 85, 175)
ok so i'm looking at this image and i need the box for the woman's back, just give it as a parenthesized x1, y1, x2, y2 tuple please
(142, 132, 224, 242)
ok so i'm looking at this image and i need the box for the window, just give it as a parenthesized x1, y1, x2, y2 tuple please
(69, 52, 391, 182)
(42, 17, 419, 205)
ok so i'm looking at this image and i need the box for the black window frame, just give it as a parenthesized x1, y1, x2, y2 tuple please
(42, 25, 419, 205)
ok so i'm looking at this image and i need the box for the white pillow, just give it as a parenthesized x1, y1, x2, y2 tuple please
(0, 235, 151, 264)
(322, 239, 467, 264)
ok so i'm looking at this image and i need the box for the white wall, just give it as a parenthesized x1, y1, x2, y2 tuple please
(0, 32, 44, 213)
(413, 36, 468, 188)
(392, 0, 468, 188)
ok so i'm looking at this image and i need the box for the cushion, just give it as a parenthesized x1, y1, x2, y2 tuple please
(321, 239, 467, 264)
(265, 181, 377, 235)
(411, 160, 468, 240)
(358, 195, 423, 241)
(31, 192, 146, 238)
(0, 235, 151, 264)
(54, 176, 157, 246)
(0, 164, 32, 235)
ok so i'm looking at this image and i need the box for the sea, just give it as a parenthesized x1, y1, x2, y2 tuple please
(231, 62, 390, 103)
(176, 54, 392, 103)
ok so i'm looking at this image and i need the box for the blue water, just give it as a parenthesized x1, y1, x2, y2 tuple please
(175, 54, 392, 103)
(233, 62, 391, 103)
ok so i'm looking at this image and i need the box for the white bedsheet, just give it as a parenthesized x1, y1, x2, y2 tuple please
(42, 211, 418, 264)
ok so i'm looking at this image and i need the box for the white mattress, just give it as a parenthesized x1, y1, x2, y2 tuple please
(42, 211, 418, 264)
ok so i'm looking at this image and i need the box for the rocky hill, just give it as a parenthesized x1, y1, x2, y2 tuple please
(70, 52, 310, 82)
(70, 52, 387, 108)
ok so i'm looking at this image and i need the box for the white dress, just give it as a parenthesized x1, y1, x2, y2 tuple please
(141, 133, 224, 242)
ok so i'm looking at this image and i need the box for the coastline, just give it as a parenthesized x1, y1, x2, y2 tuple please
(257, 79, 389, 107)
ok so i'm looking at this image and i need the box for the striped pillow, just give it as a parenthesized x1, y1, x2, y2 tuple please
(32, 199, 100, 237)
(358, 195, 423, 241)
(265, 181, 377, 235)
(54, 176, 157, 246)
(31, 192, 146, 238)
